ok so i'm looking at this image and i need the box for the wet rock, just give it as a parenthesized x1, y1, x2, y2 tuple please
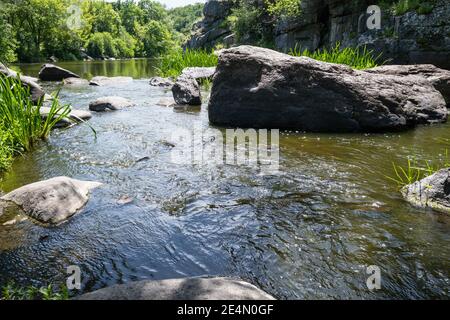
(209, 46, 448, 132)
(39, 107, 92, 127)
(0, 63, 45, 104)
(117, 195, 134, 205)
(38, 64, 80, 81)
(181, 67, 216, 82)
(172, 75, 202, 105)
(89, 76, 133, 86)
(401, 168, 450, 214)
(89, 97, 134, 112)
(366, 65, 450, 107)
(0, 177, 102, 225)
(63, 77, 89, 86)
(149, 77, 174, 88)
(156, 98, 176, 107)
(76, 277, 275, 300)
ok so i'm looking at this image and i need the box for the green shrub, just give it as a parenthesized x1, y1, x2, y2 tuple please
(1, 282, 69, 300)
(157, 48, 218, 78)
(289, 42, 382, 70)
(265, 0, 302, 18)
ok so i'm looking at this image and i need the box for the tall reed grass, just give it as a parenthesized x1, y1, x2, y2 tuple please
(289, 42, 382, 70)
(157, 48, 218, 78)
(0, 74, 71, 172)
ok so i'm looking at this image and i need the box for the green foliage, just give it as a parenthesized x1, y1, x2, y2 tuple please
(157, 48, 218, 78)
(1, 282, 69, 300)
(232, 0, 273, 46)
(140, 20, 174, 57)
(289, 42, 382, 70)
(0, 74, 70, 172)
(1, 0, 203, 62)
(0, 7, 17, 63)
(168, 3, 203, 35)
(265, 0, 302, 18)
(379, 0, 436, 16)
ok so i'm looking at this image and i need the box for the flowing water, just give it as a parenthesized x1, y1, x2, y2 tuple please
(0, 60, 449, 299)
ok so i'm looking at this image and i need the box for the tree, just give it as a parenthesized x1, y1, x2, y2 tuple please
(0, 5, 17, 63)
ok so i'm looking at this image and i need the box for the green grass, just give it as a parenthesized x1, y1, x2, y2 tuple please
(0, 74, 71, 173)
(157, 48, 218, 79)
(1, 282, 69, 300)
(289, 42, 382, 70)
(387, 148, 450, 189)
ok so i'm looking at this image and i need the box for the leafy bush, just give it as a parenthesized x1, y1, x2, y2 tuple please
(1, 282, 69, 300)
(157, 48, 218, 78)
(265, 0, 302, 18)
(289, 42, 382, 70)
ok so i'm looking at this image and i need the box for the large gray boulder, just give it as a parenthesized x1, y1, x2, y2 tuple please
(172, 75, 202, 105)
(366, 65, 450, 107)
(0, 177, 102, 224)
(38, 64, 80, 81)
(77, 277, 275, 300)
(89, 96, 134, 112)
(401, 168, 450, 214)
(0, 63, 45, 104)
(208, 46, 448, 132)
(89, 76, 133, 86)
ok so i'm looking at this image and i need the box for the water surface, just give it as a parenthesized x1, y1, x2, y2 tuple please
(0, 60, 449, 299)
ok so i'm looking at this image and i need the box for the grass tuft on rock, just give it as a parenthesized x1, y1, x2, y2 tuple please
(289, 43, 382, 70)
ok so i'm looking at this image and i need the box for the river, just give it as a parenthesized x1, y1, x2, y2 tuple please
(0, 59, 448, 299)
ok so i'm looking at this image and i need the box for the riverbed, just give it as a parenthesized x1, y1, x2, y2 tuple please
(0, 59, 448, 299)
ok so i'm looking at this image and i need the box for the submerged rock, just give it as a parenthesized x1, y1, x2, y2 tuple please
(149, 77, 174, 88)
(172, 75, 202, 105)
(76, 277, 275, 300)
(63, 77, 89, 86)
(89, 96, 134, 112)
(401, 168, 450, 214)
(366, 65, 450, 107)
(0, 63, 45, 104)
(38, 64, 80, 81)
(39, 107, 92, 127)
(0, 177, 102, 225)
(156, 97, 176, 107)
(181, 67, 216, 82)
(89, 76, 133, 86)
(208, 46, 448, 132)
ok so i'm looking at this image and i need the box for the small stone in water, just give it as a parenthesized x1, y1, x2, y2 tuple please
(117, 195, 133, 205)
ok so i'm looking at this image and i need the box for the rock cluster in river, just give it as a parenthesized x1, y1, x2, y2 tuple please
(76, 277, 275, 300)
(402, 168, 450, 214)
(208, 46, 448, 132)
(0, 177, 102, 225)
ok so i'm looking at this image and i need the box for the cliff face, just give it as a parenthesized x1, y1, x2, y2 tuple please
(275, 0, 450, 69)
(185, 0, 235, 49)
(187, 0, 450, 69)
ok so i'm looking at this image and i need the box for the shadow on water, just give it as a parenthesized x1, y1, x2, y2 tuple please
(0, 60, 449, 299)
